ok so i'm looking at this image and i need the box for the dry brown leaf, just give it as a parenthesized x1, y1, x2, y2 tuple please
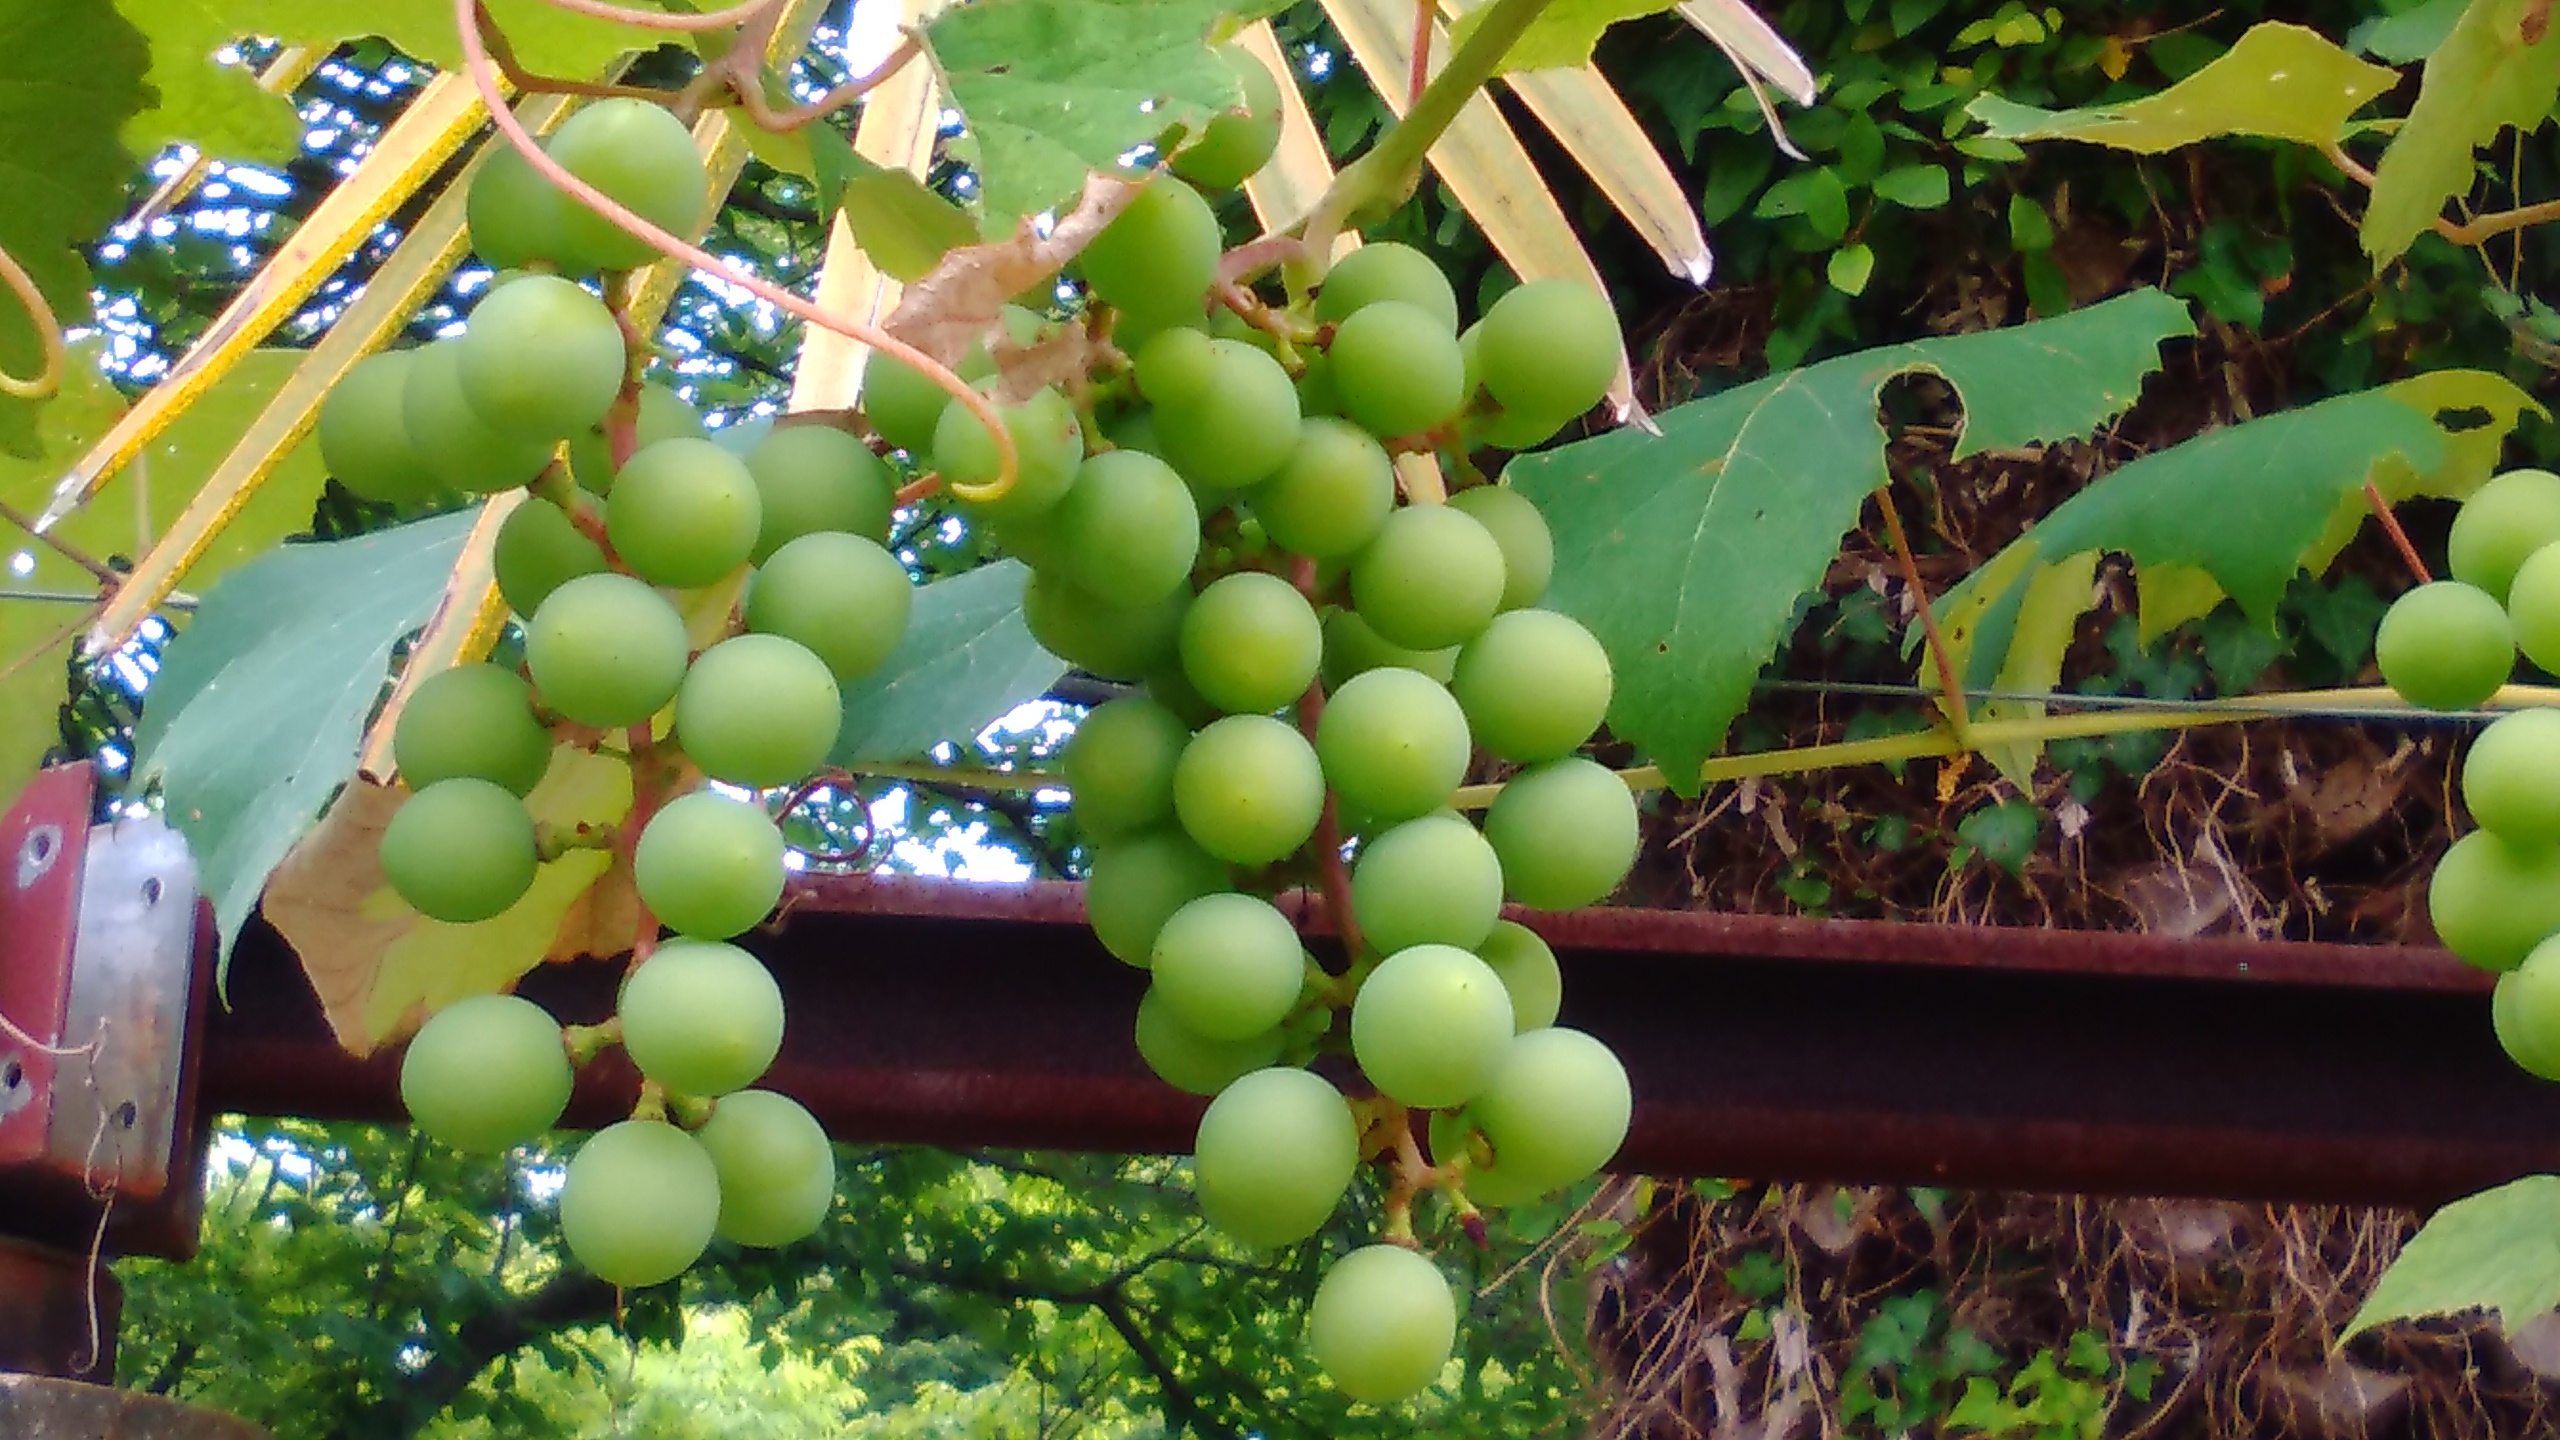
(883, 173, 1143, 369)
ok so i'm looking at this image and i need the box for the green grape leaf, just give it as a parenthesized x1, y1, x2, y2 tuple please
(0, 1, 150, 455)
(2352, 0, 2472, 63)
(832, 558, 1068, 762)
(2347, 1176, 2560, 1337)
(923, 0, 1265, 221)
(133, 511, 480, 971)
(1507, 288, 2196, 797)
(1966, 23, 2398, 153)
(1936, 369, 2541, 786)
(2366, 0, 2560, 265)
(826, 146, 983, 283)
(1447, 0, 1681, 74)
(1, 347, 339, 806)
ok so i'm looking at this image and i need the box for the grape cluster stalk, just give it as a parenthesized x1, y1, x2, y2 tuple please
(361, 25, 1644, 1406)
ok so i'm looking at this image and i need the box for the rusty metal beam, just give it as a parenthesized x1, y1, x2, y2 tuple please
(201, 874, 2556, 1212)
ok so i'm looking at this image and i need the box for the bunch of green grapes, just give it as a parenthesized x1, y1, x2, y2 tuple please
(2387, 469, 2560, 1082)
(354, 93, 912, 1291)
(865, 46, 1645, 1405)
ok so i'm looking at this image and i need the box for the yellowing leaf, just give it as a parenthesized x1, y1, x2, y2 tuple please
(2366, 0, 2560, 264)
(1967, 23, 2399, 153)
(1447, 0, 1679, 73)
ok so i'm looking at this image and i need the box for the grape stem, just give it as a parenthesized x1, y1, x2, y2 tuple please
(1289, 556, 1367, 966)
(631, 1079, 669, 1123)
(562, 1017, 622, 1067)
(723, 36, 921, 133)
(1213, 282, 1304, 369)
(455, 0, 1024, 502)
(604, 282, 647, 470)
(1873, 485, 1970, 745)
(536, 821, 621, 859)
(622, 721, 665, 968)
(2364, 478, 2433, 583)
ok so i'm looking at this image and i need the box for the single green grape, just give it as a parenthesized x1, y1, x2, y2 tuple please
(399, 993, 572, 1153)
(393, 662, 554, 797)
(1477, 920, 1562, 1031)
(2375, 580, 2514, 711)
(1482, 757, 1640, 911)
(318, 351, 445, 505)
(1085, 828, 1231, 965)
(619, 939, 786, 1098)
(1053, 448, 1200, 605)
(1349, 505, 1508, 651)
(1466, 1026, 1631, 1192)
(1172, 714, 1326, 866)
(558, 1120, 722, 1288)
(400, 338, 558, 493)
(2508, 544, 2560, 676)
(1473, 279, 1620, 423)
(2495, 947, 2560, 1081)
(466, 140, 574, 272)
(1322, 606, 1457, 689)
(1451, 609, 1612, 763)
(634, 790, 788, 940)
(1312, 242, 1460, 331)
(1151, 892, 1306, 1040)
(937, 384, 1085, 522)
(380, 778, 539, 925)
(2450, 469, 2560, 605)
(745, 531, 914, 683)
(1327, 301, 1467, 440)
(525, 572, 690, 729)
(1179, 572, 1323, 716)
(1060, 697, 1191, 840)
(1168, 46, 1284, 190)
(1021, 570, 1188, 681)
(1308, 1244, 1458, 1404)
(494, 497, 608, 619)
(2461, 709, 2560, 845)
(862, 336, 995, 455)
(744, 423, 895, 559)
(1351, 814, 1505, 958)
(1080, 172, 1221, 328)
(1135, 327, 1219, 408)
(695, 1089, 836, 1247)
(1151, 339, 1302, 491)
(1317, 667, 1471, 826)
(458, 273, 626, 442)
(2428, 828, 2560, 971)
(1135, 987, 1286, 1096)
(569, 383, 707, 496)
(1445, 485, 1553, 611)
(1252, 417, 1395, 560)
(1192, 1066, 1358, 1247)
(605, 437, 763, 589)
(547, 98, 710, 273)
(673, 634, 843, 789)
(1349, 943, 1514, 1109)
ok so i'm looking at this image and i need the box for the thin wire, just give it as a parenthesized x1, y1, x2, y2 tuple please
(1752, 677, 2521, 725)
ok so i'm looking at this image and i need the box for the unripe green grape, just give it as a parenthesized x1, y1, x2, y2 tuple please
(745, 424, 894, 559)
(746, 531, 914, 683)
(2495, 950, 2560, 1081)
(399, 993, 571, 1153)
(1317, 668, 1471, 825)
(1446, 485, 1553, 610)
(694, 1089, 835, 1247)
(1061, 697, 1190, 839)
(1086, 828, 1230, 965)
(1253, 417, 1394, 559)
(989, 508, 1072, 575)
(2509, 544, 2560, 675)
(2428, 828, 2560, 971)
(1467, 399, 1579, 453)
(2461, 709, 2560, 844)
(559, 1121, 722, 1288)
(1054, 449, 1200, 605)
(619, 939, 786, 1097)
(674, 634, 843, 789)
(1328, 301, 1467, 440)
(525, 572, 690, 728)
(381, 778, 539, 924)
(2374, 580, 2513, 710)
(862, 337, 995, 455)
(1475, 279, 1620, 423)
(1117, 310, 1213, 373)
(1309, 1244, 1457, 1403)
(494, 496, 607, 618)
(401, 338, 558, 493)
(712, 416, 773, 456)
(1350, 504, 1508, 650)
(606, 437, 763, 588)
(1172, 714, 1326, 866)
(1169, 45, 1284, 190)
(1100, 403, 1167, 461)
(1452, 609, 1613, 762)
(1179, 572, 1322, 715)
(393, 662, 553, 797)
(1153, 339, 1302, 491)
(1477, 919, 1561, 1032)
(1468, 1026, 1630, 1192)
(1296, 348, 1340, 419)
(1135, 326, 1219, 407)
(1151, 892, 1306, 1040)
(2450, 469, 2560, 605)
(1351, 943, 1514, 1110)
(547, 97, 709, 273)
(1484, 757, 1639, 911)
(634, 790, 787, 940)
(939, 385, 1085, 522)
(1322, 606, 1456, 689)
(1135, 986, 1285, 1095)
(1080, 172, 1221, 327)
(1143, 659, 1223, 727)
(318, 351, 444, 505)
(459, 274, 626, 441)
(466, 140, 574, 271)
(1022, 570, 1188, 680)
(568, 382, 707, 495)
(1313, 242, 1460, 331)
(1352, 814, 1504, 957)
(1192, 1066, 1358, 1247)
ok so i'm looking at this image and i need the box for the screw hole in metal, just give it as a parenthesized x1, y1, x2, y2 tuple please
(140, 875, 163, 906)
(2, 1060, 20, 1090)
(114, 1101, 136, 1129)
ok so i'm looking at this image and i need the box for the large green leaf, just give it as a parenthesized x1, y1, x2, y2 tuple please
(2353, 0, 2472, 63)
(1967, 23, 2398, 153)
(0, 0, 150, 455)
(2347, 1176, 2560, 1337)
(1448, 0, 1681, 73)
(2366, 0, 2560, 265)
(827, 145, 981, 283)
(1506, 289, 2195, 795)
(1936, 369, 2540, 785)
(831, 559, 1067, 763)
(133, 510, 478, 966)
(925, 0, 1266, 221)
